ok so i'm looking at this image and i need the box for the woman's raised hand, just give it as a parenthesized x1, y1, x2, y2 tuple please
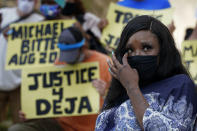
(107, 52, 139, 92)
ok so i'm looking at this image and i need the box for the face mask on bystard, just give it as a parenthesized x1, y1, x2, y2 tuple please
(18, 0, 35, 14)
(40, 4, 60, 20)
(66, 52, 85, 65)
(127, 55, 158, 86)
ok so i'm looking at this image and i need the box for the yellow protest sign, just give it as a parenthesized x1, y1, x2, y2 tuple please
(6, 19, 75, 70)
(21, 62, 100, 119)
(101, 3, 173, 49)
(181, 40, 197, 84)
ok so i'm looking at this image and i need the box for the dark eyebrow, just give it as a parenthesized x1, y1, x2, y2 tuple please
(141, 41, 152, 46)
(125, 42, 133, 48)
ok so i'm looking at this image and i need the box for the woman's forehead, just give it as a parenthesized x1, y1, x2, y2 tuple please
(129, 30, 158, 41)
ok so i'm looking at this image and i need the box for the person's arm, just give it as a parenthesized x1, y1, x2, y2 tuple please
(98, 18, 108, 31)
(108, 52, 149, 129)
(82, 13, 104, 39)
(92, 56, 112, 99)
(92, 79, 108, 99)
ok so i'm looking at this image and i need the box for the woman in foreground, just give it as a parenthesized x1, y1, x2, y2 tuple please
(95, 15, 197, 130)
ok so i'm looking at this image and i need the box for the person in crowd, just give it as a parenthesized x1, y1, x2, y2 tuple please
(39, 0, 62, 20)
(54, 26, 111, 131)
(95, 15, 197, 130)
(39, 0, 108, 54)
(9, 26, 111, 131)
(60, 0, 108, 54)
(0, 0, 44, 124)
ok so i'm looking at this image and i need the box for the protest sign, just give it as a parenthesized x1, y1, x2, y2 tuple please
(6, 19, 75, 69)
(101, 3, 173, 49)
(21, 62, 100, 119)
(182, 40, 197, 84)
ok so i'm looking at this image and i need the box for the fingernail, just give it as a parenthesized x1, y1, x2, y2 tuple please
(108, 68, 111, 73)
(107, 58, 110, 62)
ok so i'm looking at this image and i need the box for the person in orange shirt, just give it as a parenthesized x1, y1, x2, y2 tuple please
(9, 26, 111, 131)
(54, 26, 111, 131)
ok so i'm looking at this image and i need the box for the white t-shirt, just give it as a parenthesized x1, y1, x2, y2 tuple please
(0, 7, 44, 91)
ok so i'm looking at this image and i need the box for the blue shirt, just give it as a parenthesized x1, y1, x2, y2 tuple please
(117, 0, 171, 10)
(95, 74, 197, 130)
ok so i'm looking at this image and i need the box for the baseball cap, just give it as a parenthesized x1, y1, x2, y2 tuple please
(57, 27, 85, 63)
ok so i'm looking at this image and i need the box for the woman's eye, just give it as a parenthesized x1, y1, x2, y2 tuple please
(127, 49, 133, 54)
(143, 45, 152, 51)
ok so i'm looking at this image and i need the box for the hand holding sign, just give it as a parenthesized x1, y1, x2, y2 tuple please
(18, 110, 27, 122)
(92, 79, 107, 98)
(2, 26, 10, 40)
(98, 19, 109, 31)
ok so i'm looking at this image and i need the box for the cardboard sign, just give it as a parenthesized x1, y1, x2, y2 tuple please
(21, 62, 100, 119)
(6, 20, 75, 69)
(101, 3, 173, 49)
(181, 40, 197, 84)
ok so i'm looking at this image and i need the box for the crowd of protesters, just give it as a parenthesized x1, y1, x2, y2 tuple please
(0, 0, 197, 131)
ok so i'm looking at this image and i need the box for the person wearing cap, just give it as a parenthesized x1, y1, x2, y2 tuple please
(9, 26, 111, 131)
(54, 26, 111, 131)
(56, 27, 86, 64)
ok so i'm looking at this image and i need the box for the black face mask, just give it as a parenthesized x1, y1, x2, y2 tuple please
(61, 2, 77, 16)
(127, 55, 158, 86)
